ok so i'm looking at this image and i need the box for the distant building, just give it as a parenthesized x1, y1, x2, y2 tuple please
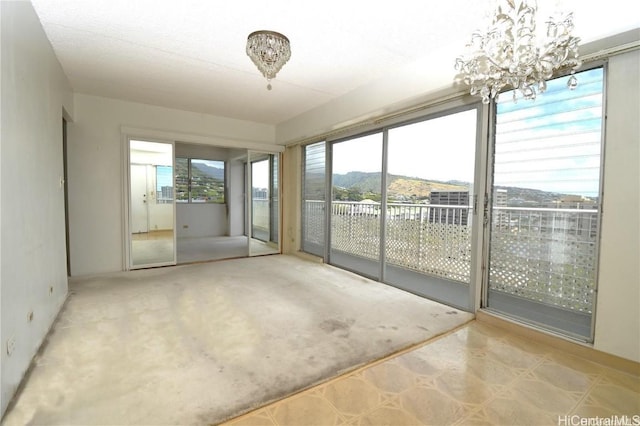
(494, 189, 509, 229)
(549, 195, 598, 210)
(160, 186, 173, 200)
(253, 187, 268, 199)
(494, 189, 508, 206)
(429, 191, 469, 225)
(545, 195, 599, 238)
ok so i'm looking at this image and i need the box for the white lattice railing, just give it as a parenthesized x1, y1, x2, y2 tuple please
(252, 198, 269, 231)
(489, 207, 598, 313)
(302, 200, 598, 312)
(303, 200, 325, 245)
(304, 201, 473, 282)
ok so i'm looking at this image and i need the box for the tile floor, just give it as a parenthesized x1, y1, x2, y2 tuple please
(223, 321, 640, 426)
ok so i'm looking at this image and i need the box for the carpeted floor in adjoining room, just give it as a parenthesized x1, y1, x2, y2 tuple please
(2, 255, 474, 425)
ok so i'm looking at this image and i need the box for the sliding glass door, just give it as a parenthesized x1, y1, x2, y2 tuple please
(330, 132, 383, 279)
(248, 151, 280, 256)
(384, 109, 479, 310)
(485, 67, 605, 340)
(317, 105, 482, 310)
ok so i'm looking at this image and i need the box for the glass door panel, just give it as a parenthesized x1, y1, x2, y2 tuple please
(301, 142, 326, 257)
(251, 157, 270, 242)
(486, 68, 604, 340)
(249, 151, 280, 256)
(330, 133, 383, 279)
(385, 109, 479, 310)
(270, 154, 279, 244)
(129, 140, 176, 268)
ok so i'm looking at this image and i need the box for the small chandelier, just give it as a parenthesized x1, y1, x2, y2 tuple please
(246, 30, 291, 90)
(455, 0, 582, 103)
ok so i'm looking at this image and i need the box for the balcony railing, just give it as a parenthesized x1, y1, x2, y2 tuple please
(303, 200, 598, 312)
(304, 201, 473, 282)
(252, 198, 270, 232)
(490, 206, 598, 313)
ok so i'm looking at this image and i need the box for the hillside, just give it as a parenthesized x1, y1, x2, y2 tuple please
(175, 160, 224, 202)
(388, 177, 468, 199)
(329, 171, 597, 205)
(191, 161, 224, 180)
(332, 171, 468, 201)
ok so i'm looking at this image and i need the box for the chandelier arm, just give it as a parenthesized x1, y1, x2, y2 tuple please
(455, 0, 580, 103)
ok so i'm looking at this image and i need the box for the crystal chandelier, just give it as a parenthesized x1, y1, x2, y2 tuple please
(246, 30, 291, 90)
(454, 0, 582, 103)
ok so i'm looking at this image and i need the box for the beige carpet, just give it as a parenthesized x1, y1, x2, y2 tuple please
(3, 255, 473, 425)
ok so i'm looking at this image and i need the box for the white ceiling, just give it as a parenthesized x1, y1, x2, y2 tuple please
(30, 0, 640, 125)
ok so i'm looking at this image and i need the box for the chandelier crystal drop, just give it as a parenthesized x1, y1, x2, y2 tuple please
(246, 30, 291, 90)
(454, 0, 582, 104)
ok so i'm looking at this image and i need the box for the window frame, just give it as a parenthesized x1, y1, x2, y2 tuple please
(175, 157, 226, 204)
(483, 63, 607, 342)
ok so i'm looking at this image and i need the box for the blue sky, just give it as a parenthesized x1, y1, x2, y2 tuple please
(494, 68, 604, 196)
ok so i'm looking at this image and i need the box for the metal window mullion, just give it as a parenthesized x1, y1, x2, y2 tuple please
(324, 141, 332, 263)
(380, 129, 389, 282)
(300, 146, 307, 250)
(188, 159, 192, 203)
(590, 61, 608, 341)
(481, 100, 497, 309)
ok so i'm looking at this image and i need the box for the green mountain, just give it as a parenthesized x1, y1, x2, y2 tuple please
(332, 171, 468, 202)
(175, 160, 224, 202)
(328, 171, 597, 206)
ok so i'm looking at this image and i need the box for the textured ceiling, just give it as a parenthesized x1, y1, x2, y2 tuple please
(30, 0, 640, 125)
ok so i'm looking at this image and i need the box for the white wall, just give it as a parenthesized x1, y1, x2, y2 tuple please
(67, 94, 276, 276)
(0, 1, 74, 417)
(176, 203, 227, 238)
(276, 45, 462, 145)
(593, 49, 640, 362)
(228, 157, 246, 236)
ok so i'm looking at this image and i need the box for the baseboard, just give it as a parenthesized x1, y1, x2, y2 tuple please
(292, 250, 324, 263)
(476, 310, 640, 377)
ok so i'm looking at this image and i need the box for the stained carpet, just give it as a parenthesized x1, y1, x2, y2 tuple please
(3, 255, 473, 425)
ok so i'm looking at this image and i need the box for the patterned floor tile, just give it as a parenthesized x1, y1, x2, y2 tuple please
(268, 393, 343, 426)
(321, 376, 383, 417)
(360, 362, 417, 394)
(221, 321, 639, 426)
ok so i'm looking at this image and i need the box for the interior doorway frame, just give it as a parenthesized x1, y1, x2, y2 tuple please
(122, 134, 177, 270)
(121, 127, 285, 270)
(247, 150, 282, 257)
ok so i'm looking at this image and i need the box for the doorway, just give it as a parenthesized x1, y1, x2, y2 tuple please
(323, 106, 482, 311)
(248, 151, 280, 256)
(128, 139, 176, 268)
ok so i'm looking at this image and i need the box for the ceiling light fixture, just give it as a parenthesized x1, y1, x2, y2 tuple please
(246, 30, 291, 90)
(454, 0, 581, 103)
